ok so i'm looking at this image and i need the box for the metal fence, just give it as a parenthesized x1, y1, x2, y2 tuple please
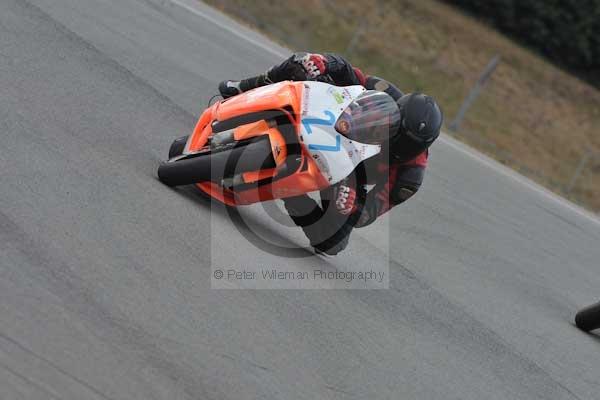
(444, 55, 599, 212)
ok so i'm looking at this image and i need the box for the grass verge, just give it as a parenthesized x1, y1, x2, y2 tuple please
(203, 0, 600, 212)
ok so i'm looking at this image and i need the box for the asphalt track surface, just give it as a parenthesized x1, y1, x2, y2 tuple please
(1, 0, 600, 399)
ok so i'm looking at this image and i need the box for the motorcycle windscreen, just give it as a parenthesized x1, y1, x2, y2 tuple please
(334, 90, 401, 145)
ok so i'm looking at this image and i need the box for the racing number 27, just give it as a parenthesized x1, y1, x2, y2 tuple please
(302, 111, 341, 152)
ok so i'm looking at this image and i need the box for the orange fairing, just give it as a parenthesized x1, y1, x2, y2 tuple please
(191, 81, 329, 206)
(242, 169, 276, 184)
(231, 121, 287, 163)
(197, 181, 237, 206)
(233, 120, 269, 141)
(187, 82, 302, 153)
(215, 82, 300, 122)
(232, 147, 330, 204)
(187, 105, 214, 152)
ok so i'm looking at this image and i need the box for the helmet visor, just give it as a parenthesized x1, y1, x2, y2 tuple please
(335, 90, 401, 145)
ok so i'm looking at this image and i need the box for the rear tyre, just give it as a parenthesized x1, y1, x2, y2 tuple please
(158, 136, 275, 187)
(575, 301, 600, 332)
(168, 135, 189, 159)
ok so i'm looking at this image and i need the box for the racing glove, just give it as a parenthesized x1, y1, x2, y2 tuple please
(266, 52, 329, 82)
(296, 53, 328, 80)
(218, 53, 329, 99)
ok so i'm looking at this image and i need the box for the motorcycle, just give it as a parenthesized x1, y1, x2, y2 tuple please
(575, 301, 600, 332)
(157, 81, 400, 206)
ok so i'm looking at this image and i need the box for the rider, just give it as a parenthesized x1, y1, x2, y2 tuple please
(219, 53, 443, 255)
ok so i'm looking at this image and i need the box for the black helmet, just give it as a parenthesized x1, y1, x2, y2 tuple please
(389, 93, 443, 162)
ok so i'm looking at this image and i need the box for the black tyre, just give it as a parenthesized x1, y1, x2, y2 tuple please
(157, 136, 275, 187)
(575, 301, 600, 332)
(168, 135, 189, 159)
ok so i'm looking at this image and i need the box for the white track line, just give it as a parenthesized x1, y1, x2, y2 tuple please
(439, 135, 599, 225)
(169, 0, 288, 59)
(169, 0, 599, 226)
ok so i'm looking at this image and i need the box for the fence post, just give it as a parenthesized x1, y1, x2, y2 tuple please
(449, 55, 501, 132)
(566, 151, 594, 194)
(345, 20, 367, 56)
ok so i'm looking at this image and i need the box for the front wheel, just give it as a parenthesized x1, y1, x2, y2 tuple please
(575, 301, 600, 332)
(157, 136, 275, 187)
